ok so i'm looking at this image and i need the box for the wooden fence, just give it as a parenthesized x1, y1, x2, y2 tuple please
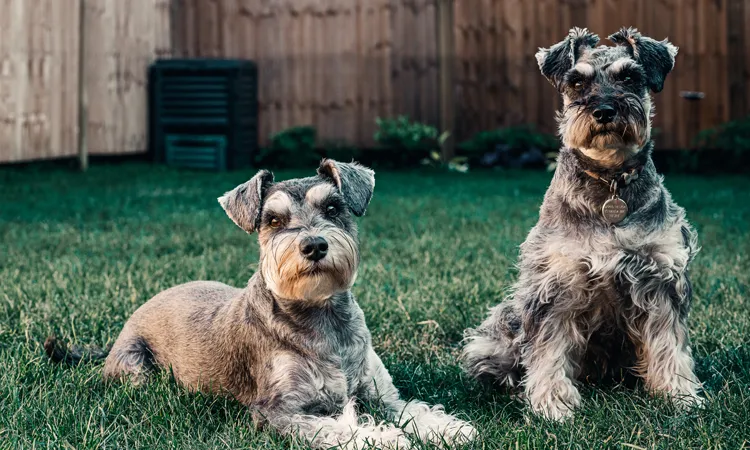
(0, 0, 171, 163)
(174, 0, 743, 150)
(1, 0, 748, 163)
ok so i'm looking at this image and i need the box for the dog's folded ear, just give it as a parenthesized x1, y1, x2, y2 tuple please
(609, 27, 678, 93)
(218, 170, 275, 233)
(536, 27, 599, 90)
(317, 159, 375, 217)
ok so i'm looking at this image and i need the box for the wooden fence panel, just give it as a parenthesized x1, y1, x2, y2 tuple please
(0, 0, 170, 163)
(85, 0, 172, 155)
(173, 0, 437, 147)
(0, 0, 80, 163)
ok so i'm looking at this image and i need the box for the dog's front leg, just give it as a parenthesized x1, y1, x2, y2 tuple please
(361, 349, 476, 446)
(522, 313, 583, 421)
(629, 284, 703, 408)
(253, 353, 410, 449)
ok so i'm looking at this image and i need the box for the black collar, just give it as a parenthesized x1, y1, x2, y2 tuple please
(572, 144, 650, 191)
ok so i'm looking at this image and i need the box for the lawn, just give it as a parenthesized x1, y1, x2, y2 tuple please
(0, 163, 748, 449)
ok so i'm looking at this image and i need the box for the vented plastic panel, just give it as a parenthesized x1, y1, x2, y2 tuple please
(165, 135, 227, 170)
(149, 59, 258, 171)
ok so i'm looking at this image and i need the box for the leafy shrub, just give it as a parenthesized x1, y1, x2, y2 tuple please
(458, 125, 559, 157)
(459, 125, 559, 169)
(256, 126, 319, 168)
(694, 116, 750, 153)
(691, 116, 750, 170)
(373, 116, 447, 167)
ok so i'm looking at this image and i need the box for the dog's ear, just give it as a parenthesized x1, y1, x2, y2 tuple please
(609, 27, 678, 93)
(536, 27, 599, 90)
(218, 170, 275, 233)
(317, 159, 375, 217)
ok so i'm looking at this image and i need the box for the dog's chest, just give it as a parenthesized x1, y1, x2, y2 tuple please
(312, 327, 370, 396)
(536, 222, 690, 300)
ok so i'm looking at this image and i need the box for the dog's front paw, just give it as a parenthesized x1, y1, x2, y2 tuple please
(423, 416, 476, 447)
(667, 387, 705, 411)
(528, 382, 581, 422)
(399, 403, 476, 447)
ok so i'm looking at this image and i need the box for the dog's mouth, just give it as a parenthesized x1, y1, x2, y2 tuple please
(591, 123, 625, 135)
(301, 263, 327, 276)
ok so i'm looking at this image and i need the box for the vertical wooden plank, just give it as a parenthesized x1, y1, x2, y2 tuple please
(727, 0, 746, 120)
(77, 0, 88, 168)
(493, 0, 508, 130)
(522, 0, 538, 127)
(745, 0, 750, 117)
(503, 0, 523, 126)
(437, 0, 454, 158)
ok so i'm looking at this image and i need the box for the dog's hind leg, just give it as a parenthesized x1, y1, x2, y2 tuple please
(362, 350, 476, 447)
(461, 303, 522, 388)
(103, 333, 157, 385)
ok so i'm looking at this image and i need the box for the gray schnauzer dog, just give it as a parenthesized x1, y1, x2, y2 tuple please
(46, 159, 475, 448)
(462, 27, 703, 420)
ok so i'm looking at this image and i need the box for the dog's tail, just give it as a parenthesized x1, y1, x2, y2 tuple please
(44, 335, 109, 365)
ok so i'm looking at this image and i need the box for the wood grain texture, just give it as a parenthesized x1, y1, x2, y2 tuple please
(0, 0, 169, 162)
(1, 0, 746, 162)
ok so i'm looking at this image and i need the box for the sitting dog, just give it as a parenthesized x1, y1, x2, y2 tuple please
(46, 159, 475, 448)
(462, 28, 703, 420)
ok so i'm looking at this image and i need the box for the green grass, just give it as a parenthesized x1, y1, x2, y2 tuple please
(1, 163, 749, 449)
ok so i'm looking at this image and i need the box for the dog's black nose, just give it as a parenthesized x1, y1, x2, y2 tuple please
(593, 105, 617, 124)
(300, 236, 328, 261)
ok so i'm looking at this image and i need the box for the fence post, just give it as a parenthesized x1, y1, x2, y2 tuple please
(170, 0, 185, 57)
(77, 0, 88, 171)
(437, 0, 455, 161)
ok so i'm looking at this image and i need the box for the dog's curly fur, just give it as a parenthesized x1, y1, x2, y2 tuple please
(462, 28, 703, 420)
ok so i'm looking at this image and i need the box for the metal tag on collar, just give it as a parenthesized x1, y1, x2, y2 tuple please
(602, 179, 628, 224)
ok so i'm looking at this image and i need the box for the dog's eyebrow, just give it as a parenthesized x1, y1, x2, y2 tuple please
(305, 183, 337, 205)
(263, 191, 292, 215)
(607, 58, 637, 74)
(573, 62, 595, 77)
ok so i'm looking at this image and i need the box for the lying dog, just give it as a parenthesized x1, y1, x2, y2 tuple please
(462, 28, 703, 420)
(46, 159, 475, 448)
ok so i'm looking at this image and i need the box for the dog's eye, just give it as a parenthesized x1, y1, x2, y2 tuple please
(574, 82, 584, 91)
(621, 76, 632, 84)
(269, 217, 282, 228)
(326, 205, 338, 218)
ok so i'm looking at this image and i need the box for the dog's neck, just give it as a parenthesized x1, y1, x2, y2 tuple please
(250, 271, 357, 326)
(570, 143, 651, 180)
(542, 142, 662, 229)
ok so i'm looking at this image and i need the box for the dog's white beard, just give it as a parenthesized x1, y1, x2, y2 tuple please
(261, 229, 358, 303)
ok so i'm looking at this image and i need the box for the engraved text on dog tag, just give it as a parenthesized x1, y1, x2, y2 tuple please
(602, 196, 628, 224)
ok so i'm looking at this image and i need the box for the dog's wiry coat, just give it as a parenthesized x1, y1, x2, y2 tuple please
(462, 27, 703, 421)
(46, 160, 475, 449)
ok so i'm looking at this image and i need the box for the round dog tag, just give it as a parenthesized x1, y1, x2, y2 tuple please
(602, 197, 628, 224)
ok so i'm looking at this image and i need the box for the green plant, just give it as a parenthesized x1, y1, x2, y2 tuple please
(256, 126, 319, 168)
(694, 116, 750, 153)
(374, 116, 444, 167)
(458, 125, 560, 157)
(420, 136, 470, 173)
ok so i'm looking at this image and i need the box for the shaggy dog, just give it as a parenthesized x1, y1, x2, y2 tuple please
(462, 28, 703, 420)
